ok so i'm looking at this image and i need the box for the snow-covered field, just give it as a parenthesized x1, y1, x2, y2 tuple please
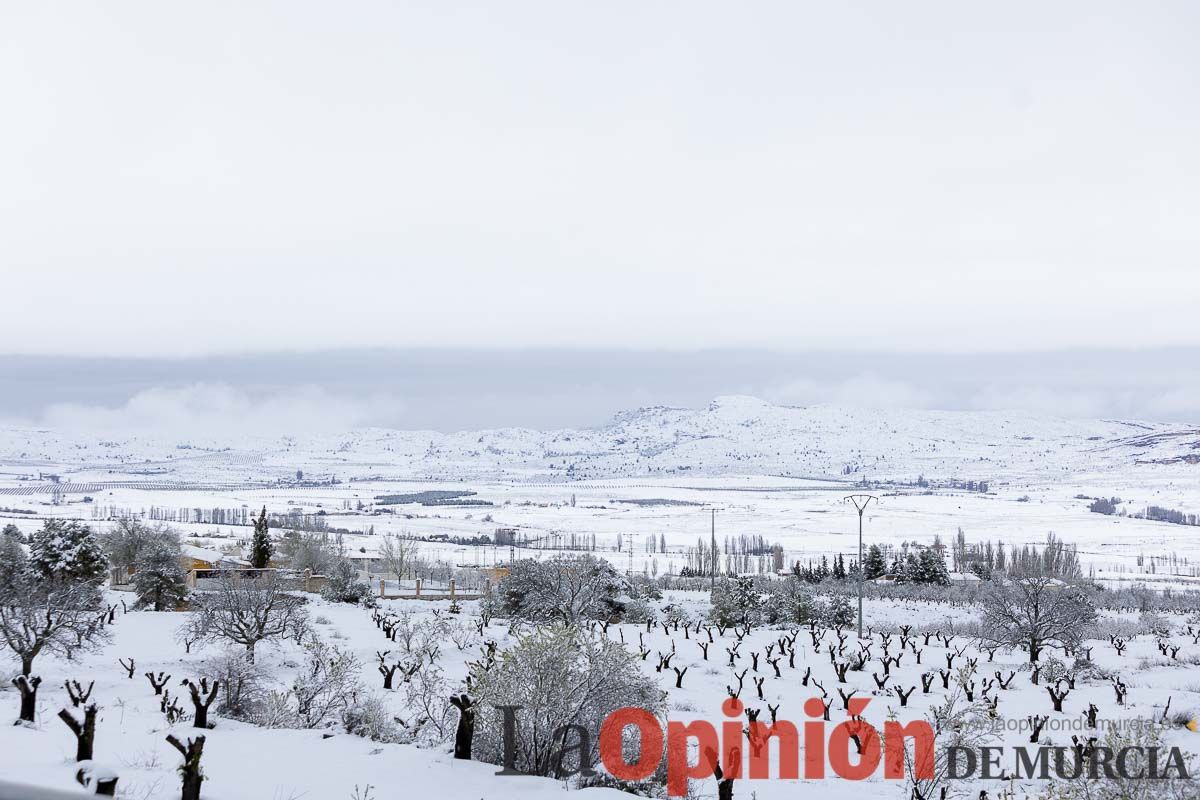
(2, 590, 1198, 799)
(3, 398, 1200, 581)
(2, 399, 1199, 798)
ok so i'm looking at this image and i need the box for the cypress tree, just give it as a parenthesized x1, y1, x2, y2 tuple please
(249, 507, 273, 569)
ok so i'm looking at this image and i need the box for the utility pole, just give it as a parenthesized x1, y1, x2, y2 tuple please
(844, 494, 877, 640)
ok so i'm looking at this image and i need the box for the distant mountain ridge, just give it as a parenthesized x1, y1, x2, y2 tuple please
(2, 396, 1198, 486)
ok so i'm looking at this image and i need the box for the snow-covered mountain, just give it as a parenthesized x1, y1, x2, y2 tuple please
(2, 396, 1198, 488)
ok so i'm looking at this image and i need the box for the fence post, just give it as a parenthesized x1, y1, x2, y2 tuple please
(449, 579, 456, 599)
(415, 579, 422, 598)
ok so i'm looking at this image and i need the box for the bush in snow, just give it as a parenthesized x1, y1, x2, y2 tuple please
(470, 624, 665, 777)
(821, 594, 856, 628)
(1039, 655, 1070, 685)
(709, 575, 765, 628)
(904, 689, 995, 800)
(1136, 610, 1171, 636)
(202, 649, 272, 721)
(321, 558, 375, 606)
(29, 519, 108, 584)
(765, 578, 824, 626)
(627, 575, 663, 601)
(1037, 723, 1195, 800)
(342, 693, 402, 743)
(494, 555, 626, 624)
(289, 637, 363, 729)
(397, 659, 457, 746)
(251, 637, 364, 731)
(662, 604, 692, 628)
(621, 595, 658, 625)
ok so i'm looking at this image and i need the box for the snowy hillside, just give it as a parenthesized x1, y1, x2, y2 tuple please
(1, 396, 1197, 489)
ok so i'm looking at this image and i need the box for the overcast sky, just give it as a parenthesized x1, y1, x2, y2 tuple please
(2, 1, 1198, 358)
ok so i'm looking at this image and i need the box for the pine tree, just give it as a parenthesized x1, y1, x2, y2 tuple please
(133, 541, 189, 611)
(917, 547, 950, 586)
(823, 595, 855, 628)
(249, 507, 273, 569)
(29, 520, 107, 583)
(0, 533, 28, 588)
(832, 553, 846, 580)
(864, 544, 887, 579)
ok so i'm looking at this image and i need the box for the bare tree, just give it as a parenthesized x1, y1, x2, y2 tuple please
(0, 571, 109, 677)
(101, 519, 176, 579)
(378, 533, 413, 584)
(978, 571, 1097, 663)
(179, 572, 308, 662)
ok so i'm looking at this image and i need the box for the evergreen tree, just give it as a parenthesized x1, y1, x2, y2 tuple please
(918, 547, 951, 586)
(709, 576, 763, 627)
(29, 520, 107, 583)
(832, 553, 847, 580)
(1, 523, 21, 542)
(864, 544, 887, 579)
(249, 507, 273, 569)
(0, 532, 28, 589)
(133, 540, 189, 611)
(822, 595, 855, 628)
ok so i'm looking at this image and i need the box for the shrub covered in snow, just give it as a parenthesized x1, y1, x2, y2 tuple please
(469, 624, 665, 777)
(493, 555, 626, 624)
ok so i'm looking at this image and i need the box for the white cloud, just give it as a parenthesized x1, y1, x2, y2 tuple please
(41, 384, 396, 438)
(769, 374, 934, 409)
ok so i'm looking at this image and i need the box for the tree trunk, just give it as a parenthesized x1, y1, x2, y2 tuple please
(1029, 637, 1041, 664)
(13, 675, 41, 723)
(57, 705, 97, 761)
(449, 694, 474, 760)
(167, 735, 205, 800)
(186, 678, 219, 730)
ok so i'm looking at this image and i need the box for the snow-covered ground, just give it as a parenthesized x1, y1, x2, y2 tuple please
(2, 399, 1199, 798)
(2, 590, 1197, 799)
